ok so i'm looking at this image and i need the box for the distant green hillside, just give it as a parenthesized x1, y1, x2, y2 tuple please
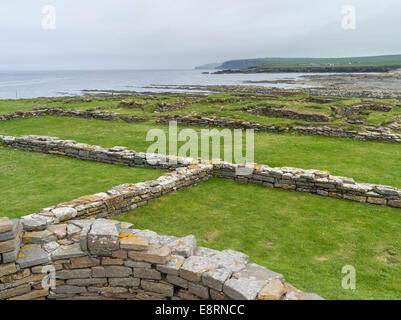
(200, 55, 401, 72)
(195, 62, 222, 70)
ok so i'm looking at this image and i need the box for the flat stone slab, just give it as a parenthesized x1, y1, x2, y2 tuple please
(223, 278, 267, 300)
(54, 285, 87, 294)
(52, 207, 78, 222)
(21, 214, 50, 231)
(202, 267, 232, 291)
(23, 230, 57, 245)
(233, 263, 285, 282)
(0, 217, 14, 233)
(66, 224, 81, 238)
(1, 240, 21, 264)
(166, 235, 196, 258)
(156, 255, 185, 276)
(180, 256, 219, 282)
(128, 245, 171, 264)
(46, 224, 67, 240)
(16, 244, 50, 268)
(68, 219, 95, 229)
(0, 263, 18, 278)
(119, 234, 149, 251)
(194, 247, 248, 272)
(88, 219, 120, 254)
(0, 236, 20, 254)
(257, 279, 286, 300)
(0, 219, 21, 242)
(51, 243, 86, 260)
(103, 266, 132, 278)
(56, 269, 92, 280)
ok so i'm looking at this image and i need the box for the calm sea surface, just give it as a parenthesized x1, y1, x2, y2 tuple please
(0, 69, 315, 99)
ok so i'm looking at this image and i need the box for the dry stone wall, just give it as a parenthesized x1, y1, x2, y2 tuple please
(0, 175, 323, 300)
(1, 108, 401, 143)
(0, 108, 145, 123)
(157, 115, 401, 143)
(1, 134, 400, 209)
(239, 105, 332, 122)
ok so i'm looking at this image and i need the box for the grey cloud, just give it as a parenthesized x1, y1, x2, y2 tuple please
(0, 0, 400, 69)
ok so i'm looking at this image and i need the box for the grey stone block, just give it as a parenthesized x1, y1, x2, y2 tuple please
(223, 278, 266, 300)
(56, 269, 92, 280)
(233, 263, 284, 282)
(0, 219, 20, 242)
(16, 244, 50, 268)
(134, 268, 161, 280)
(109, 277, 140, 287)
(66, 278, 107, 286)
(51, 243, 86, 261)
(166, 274, 188, 289)
(156, 255, 184, 276)
(124, 260, 151, 268)
(54, 285, 87, 294)
(180, 256, 219, 282)
(188, 282, 209, 299)
(88, 219, 120, 255)
(104, 266, 132, 278)
(167, 235, 196, 258)
(202, 267, 232, 291)
(141, 280, 174, 297)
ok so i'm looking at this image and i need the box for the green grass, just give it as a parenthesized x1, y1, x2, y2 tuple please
(1, 116, 401, 188)
(1, 94, 399, 130)
(0, 145, 163, 219)
(115, 178, 401, 300)
(219, 55, 401, 70)
(1, 111, 401, 300)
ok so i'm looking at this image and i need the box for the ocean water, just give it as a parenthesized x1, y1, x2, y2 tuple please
(0, 69, 313, 99)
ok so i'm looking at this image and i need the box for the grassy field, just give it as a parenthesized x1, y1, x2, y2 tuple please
(0, 145, 163, 219)
(1, 116, 401, 188)
(216, 54, 401, 71)
(1, 93, 401, 131)
(1, 95, 401, 300)
(2, 141, 400, 299)
(115, 178, 401, 300)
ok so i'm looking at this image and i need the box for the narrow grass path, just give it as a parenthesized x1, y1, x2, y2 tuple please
(0, 146, 163, 219)
(115, 178, 401, 300)
(1, 116, 400, 188)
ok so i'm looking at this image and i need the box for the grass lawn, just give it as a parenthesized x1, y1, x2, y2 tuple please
(1, 115, 400, 300)
(0, 146, 163, 219)
(115, 178, 401, 300)
(1, 116, 401, 188)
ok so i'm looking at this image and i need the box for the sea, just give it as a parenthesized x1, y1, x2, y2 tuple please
(0, 69, 315, 100)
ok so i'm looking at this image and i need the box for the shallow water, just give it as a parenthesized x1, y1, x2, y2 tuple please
(0, 69, 320, 99)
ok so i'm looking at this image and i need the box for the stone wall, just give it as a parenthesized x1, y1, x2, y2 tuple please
(0, 176, 322, 300)
(1, 134, 400, 209)
(0, 108, 146, 123)
(2, 108, 401, 143)
(157, 115, 401, 143)
(239, 105, 332, 122)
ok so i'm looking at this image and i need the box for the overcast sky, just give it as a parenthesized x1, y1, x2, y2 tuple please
(1, 0, 400, 70)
